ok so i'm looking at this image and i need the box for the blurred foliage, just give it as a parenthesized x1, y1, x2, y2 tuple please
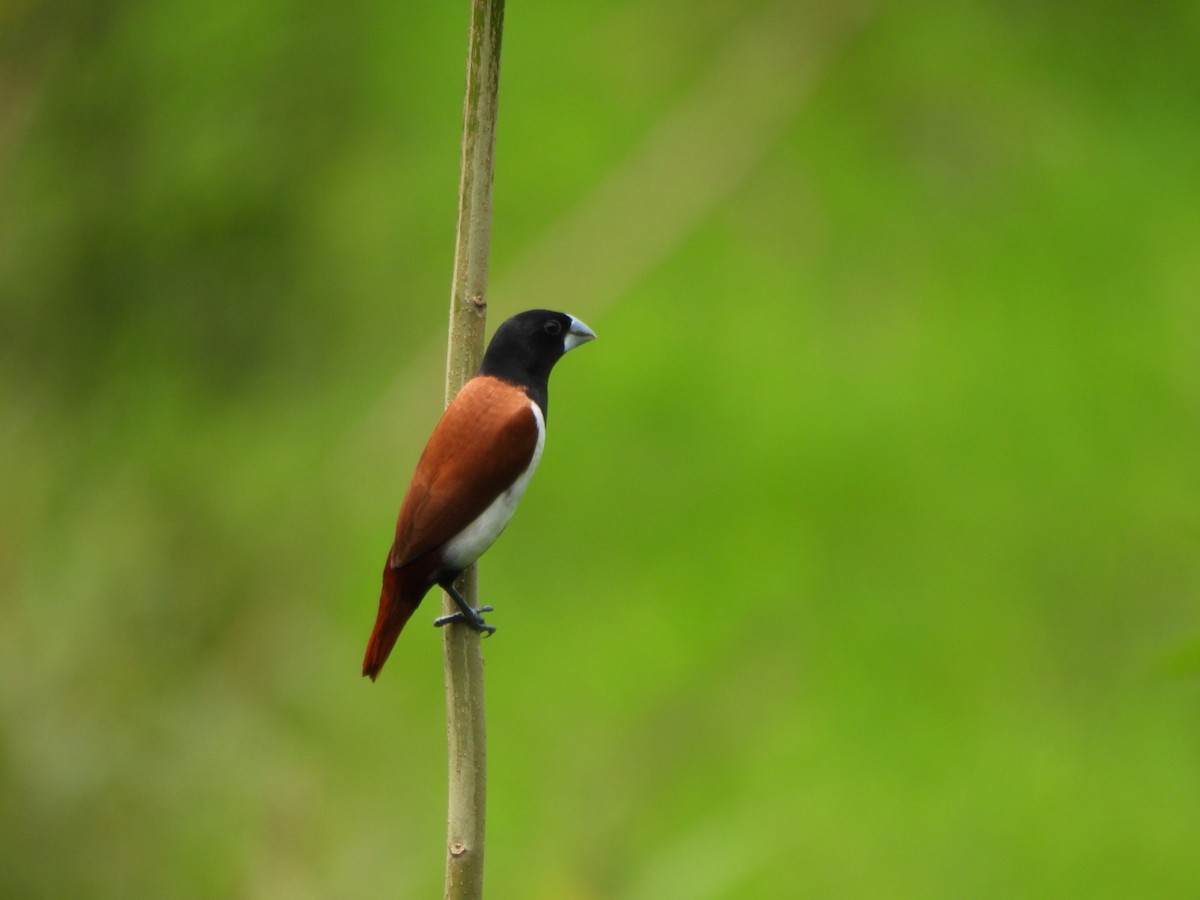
(3, 0, 1199, 897)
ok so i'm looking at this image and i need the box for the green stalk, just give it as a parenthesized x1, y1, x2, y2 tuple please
(442, 1, 504, 898)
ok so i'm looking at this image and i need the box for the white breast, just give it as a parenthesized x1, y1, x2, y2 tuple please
(442, 402, 545, 570)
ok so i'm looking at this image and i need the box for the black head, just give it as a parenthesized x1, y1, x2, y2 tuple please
(478, 309, 596, 413)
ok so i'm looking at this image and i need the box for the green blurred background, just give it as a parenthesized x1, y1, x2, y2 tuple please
(3, 1, 1198, 897)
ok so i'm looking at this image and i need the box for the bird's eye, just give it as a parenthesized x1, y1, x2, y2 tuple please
(544, 320, 563, 336)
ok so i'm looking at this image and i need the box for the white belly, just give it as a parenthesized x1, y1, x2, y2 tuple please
(442, 403, 545, 570)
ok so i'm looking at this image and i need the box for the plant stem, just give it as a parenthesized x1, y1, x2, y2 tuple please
(442, 1, 504, 898)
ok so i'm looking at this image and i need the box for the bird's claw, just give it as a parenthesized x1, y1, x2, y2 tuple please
(434, 606, 496, 635)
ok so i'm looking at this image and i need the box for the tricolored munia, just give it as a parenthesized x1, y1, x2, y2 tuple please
(362, 309, 596, 680)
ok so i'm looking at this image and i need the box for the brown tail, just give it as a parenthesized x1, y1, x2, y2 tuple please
(362, 565, 420, 681)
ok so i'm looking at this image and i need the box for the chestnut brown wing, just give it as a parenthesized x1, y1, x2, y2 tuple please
(387, 376, 539, 570)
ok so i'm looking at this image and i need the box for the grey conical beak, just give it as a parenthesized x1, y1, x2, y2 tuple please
(564, 316, 597, 352)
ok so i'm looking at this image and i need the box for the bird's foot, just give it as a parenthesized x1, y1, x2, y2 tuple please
(434, 605, 496, 635)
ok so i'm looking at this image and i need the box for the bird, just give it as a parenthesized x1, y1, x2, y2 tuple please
(362, 309, 596, 680)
